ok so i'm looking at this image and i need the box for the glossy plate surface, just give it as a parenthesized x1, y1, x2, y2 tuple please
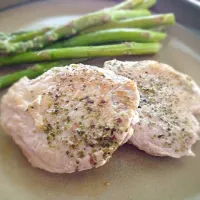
(0, 0, 200, 199)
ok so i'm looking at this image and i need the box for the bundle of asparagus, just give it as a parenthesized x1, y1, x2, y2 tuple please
(0, 0, 175, 89)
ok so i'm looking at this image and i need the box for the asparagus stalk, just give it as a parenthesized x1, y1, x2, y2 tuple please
(105, 9, 151, 20)
(8, 27, 52, 43)
(0, 59, 87, 89)
(0, 42, 162, 67)
(8, 31, 29, 36)
(0, 11, 112, 54)
(0, 0, 146, 54)
(82, 14, 175, 34)
(1, 9, 150, 40)
(150, 25, 168, 32)
(0, 31, 32, 41)
(135, 0, 157, 9)
(0, 29, 51, 42)
(111, 0, 143, 10)
(0, 32, 8, 40)
(48, 28, 166, 48)
(0, 9, 150, 44)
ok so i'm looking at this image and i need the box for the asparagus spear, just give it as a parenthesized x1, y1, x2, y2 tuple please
(105, 9, 151, 20)
(135, 0, 157, 9)
(2, 9, 150, 40)
(8, 30, 29, 36)
(0, 42, 161, 66)
(111, 0, 143, 10)
(0, 59, 87, 89)
(8, 27, 52, 43)
(0, 11, 111, 54)
(150, 25, 168, 32)
(0, 32, 7, 40)
(0, 29, 52, 42)
(0, 0, 146, 54)
(49, 28, 166, 48)
(0, 9, 150, 44)
(0, 31, 33, 41)
(82, 14, 175, 34)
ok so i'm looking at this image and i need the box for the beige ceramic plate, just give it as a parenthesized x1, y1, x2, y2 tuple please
(0, 0, 200, 200)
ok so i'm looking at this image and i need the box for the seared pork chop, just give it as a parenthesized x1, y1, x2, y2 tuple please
(104, 60, 200, 158)
(1, 64, 139, 173)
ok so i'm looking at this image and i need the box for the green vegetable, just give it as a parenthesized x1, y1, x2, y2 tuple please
(82, 14, 175, 33)
(0, 0, 147, 54)
(49, 28, 166, 48)
(150, 25, 169, 32)
(0, 59, 87, 89)
(0, 32, 7, 40)
(0, 42, 162, 66)
(135, 0, 157, 9)
(8, 27, 52, 43)
(111, 0, 143, 10)
(106, 9, 151, 20)
(0, 11, 112, 54)
(0, 9, 150, 45)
